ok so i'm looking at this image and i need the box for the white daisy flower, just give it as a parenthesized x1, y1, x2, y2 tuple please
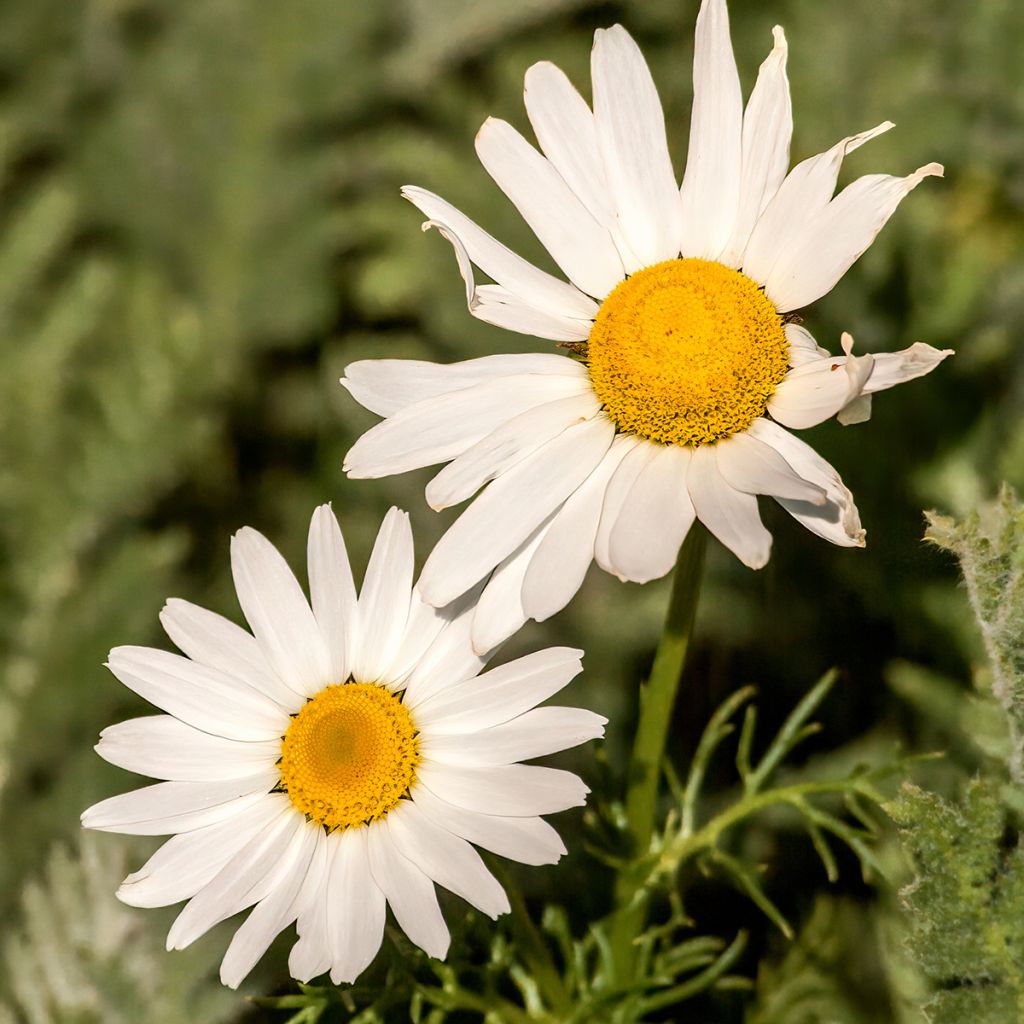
(81, 505, 603, 989)
(341, 0, 953, 653)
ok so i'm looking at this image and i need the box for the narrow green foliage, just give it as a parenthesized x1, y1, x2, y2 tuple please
(648, 673, 893, 931)
(747, 896, 898, 1024)
(888, 660, 1008, 766)
(270, 677, 895, 1022)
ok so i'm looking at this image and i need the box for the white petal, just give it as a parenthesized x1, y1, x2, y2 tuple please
(289, 837, 333, 983)
(384, 584, 465, 687)
(409, 646, 584, 734)
(386, 801, 509, 919)
(523, 61, 639, 267)
(326, 829, 387, 984)
(742, 121, 894, 286)
(159, 599, 298, 709)
(768, 332, 875, 429)
(365, 823, 450, 959)
(105, 646, 289, 741)
(837, 392, 873, 427)
(308, 505, 358, 685)
(786, 323, 830, 367)
(342, 353, 586, 418)
(764, 163, 943, 311)
(522, 435, 632, 622)
(425, 392, 600, 512)
(688, 445, 772, 569)
(220, 823, 321, 989)
(418, 762, 588, 817)
(81, 776, 277, 836)
(470, 517, 553, 656)
(591, 25, 682, 270)
(773, 336, 952, 428)
(96, 716, 279, 782)
(467, 283, 593, 342)
(777, 496, 865, 548)
(401, 593, 488, 707)
(420, 706, 606, 767)
(351, 509, 414, 683)
(411, 785, 566, 866)
(231, 527, 332, 699)
(344, 373, 592, 479)
(116, 797, 284, 908)
(594, 437, 654, 577)
(678, 0, 744, 261)
(418, 416, 615, 607)
(863, 341, 954, 395)
(427, 219, 593, 340)
(609, 443, 696, 584)
(166, 807, 300, 950)
(402, 186, 597, 320)
(720, 26, 791, 266)
(714, 432, 827, 503)
(747, 418, 865, 547)
(475, 117, 623, 298)
(523, 61, 611, 224)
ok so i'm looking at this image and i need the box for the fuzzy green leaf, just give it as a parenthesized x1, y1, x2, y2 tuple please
(926, 487, 1024, 780)
(890, 779, 1024, 1022)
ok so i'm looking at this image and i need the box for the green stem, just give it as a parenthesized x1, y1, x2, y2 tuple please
(608, 525, 707, 981)
(656, 780, 865, 883)
(486, 856, 569, 1015)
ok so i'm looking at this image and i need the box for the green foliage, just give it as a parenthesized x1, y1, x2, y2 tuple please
(0, 0, 1019, 1021)
(0, 834, 237, 1024)
(262, 678, 893, 1023)
(645, 674, 891, 939)
(747, 896, 897, 1024)
(889, 490, 1024, 1022)
(925, 488, 1024, 779)
(0, 0, 368, 1011)
(891, 780, 1024, 1024)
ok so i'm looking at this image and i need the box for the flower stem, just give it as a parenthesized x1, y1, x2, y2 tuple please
(607, 524, 707, 981)
(486, 856, 570, 1015)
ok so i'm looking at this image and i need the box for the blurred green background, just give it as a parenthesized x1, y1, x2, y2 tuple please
(0, 0, 1021, 1020)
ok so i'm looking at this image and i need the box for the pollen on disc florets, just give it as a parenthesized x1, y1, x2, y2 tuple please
(278, 682, 418, 831)
(586, 258, 790, 447)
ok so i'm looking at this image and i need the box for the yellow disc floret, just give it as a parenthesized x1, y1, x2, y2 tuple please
(587, 258, 789, 447)
(279, 682, 418, 831)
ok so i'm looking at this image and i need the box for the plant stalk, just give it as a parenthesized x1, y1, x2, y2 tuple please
(607, 524, 707, 982)
(485, 856, 570, 1015)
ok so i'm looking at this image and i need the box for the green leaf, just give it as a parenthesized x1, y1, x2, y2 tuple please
(926, 487, 1024, 781)
(890, 778, 1024, 1022)
(1, 835, 236, 1024)
(705, 850, 794, 940)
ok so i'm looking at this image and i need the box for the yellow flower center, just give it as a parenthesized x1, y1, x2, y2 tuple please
(278, 682, 418, 831)
(586, 258, 789, 447)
